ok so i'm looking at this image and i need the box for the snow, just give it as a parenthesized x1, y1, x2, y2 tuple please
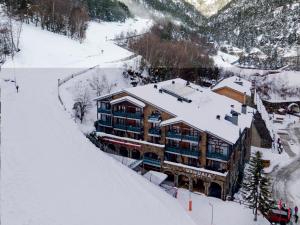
(3, 19, 151, 68)
(1, 18, 196, 225)
(258, 71, 300, 102)
(97, 132, 165, 148)
(59, 67, 131, 134)
(164, 161, 228, 177)
(113, 78, 254, 144)
(111, 95, 146, 108)
(143, 171, 168, 186)
(177, 189, 269, 225)
(212, 75, 252, 96)
(251, 146, 290, 174)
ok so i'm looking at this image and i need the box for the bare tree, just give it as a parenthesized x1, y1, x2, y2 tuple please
(89, 72, 117, 96)
(73, 82, 92, 123)
(89, 70, 107, 96)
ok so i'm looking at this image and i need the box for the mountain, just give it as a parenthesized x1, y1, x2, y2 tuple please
(122, 0, 207, 27)
(208, 0, 300, 56)
(185, 0, 232, 17)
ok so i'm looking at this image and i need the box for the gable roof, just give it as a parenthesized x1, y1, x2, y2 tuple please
(212, 76, 252, 96)
(110, 96, 146, 108)
(123, 78, 254, 144)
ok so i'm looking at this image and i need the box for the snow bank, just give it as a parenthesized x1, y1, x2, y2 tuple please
(177, 189, 269, 225)
(1, 18, 195, 225)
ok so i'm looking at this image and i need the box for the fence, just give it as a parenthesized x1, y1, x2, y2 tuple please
(57, 65, 99, 111)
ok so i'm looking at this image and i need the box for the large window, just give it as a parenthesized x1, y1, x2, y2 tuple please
(207, 135, 230, 156)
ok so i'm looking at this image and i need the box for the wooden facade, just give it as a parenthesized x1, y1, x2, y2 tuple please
(95, 91, 252, 200)
(213, 86, 252, 105)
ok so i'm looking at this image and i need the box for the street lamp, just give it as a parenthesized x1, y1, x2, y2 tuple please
(209, 202, 214, 225)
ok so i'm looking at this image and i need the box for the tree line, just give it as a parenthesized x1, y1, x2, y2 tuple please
(1, 0, 89, 42)
(1, 0, 132, 43)
(127, 21, 219, 83)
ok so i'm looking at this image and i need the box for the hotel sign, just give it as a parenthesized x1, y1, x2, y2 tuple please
(185, 169, 216, 179)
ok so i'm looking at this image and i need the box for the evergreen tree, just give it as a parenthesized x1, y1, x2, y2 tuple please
(242, 151, 274, 221)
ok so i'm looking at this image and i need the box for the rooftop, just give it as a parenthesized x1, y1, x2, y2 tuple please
(95, 78, 254, 144)
(212, 76, 252, 96)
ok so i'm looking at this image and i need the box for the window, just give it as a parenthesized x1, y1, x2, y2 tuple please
(190, 143, 198, 151)
(168, 140, 179, 147)
(207, 135, 230, 155)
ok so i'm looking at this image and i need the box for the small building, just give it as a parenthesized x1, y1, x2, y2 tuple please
(94, 78, 254, 200)
(211, 76, 253, 105)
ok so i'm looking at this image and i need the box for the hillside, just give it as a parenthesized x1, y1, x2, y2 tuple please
(122, 0, 207, 28)
(185, 0, 232, 17)
(1, 19, 197, 225)
(208, 0, 300, 56)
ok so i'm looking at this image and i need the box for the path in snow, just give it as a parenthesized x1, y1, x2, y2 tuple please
(271, 121, 300, 210)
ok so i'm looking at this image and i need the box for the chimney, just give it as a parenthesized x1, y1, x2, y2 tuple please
(216, 115, 221, 120)
(172, 80, 175, 84)
(242, 104, 247, 114)
(231, 112, 239, 125)
(243, 92, 247, 105)
(154, 84, 158, 89)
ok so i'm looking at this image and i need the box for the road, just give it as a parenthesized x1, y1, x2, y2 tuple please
(271, 121, 300, 209)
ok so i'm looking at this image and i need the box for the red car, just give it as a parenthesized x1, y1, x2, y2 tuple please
(267, 208, 291, 225)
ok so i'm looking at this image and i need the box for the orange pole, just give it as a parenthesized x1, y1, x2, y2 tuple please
(189, 200, 192, 211)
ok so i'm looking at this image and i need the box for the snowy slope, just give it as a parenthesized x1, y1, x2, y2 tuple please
(3, 19, 152, 68)
(1, 20, 196, 225)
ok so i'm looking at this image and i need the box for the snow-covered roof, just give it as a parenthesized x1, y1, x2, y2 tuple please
(143, 171, 168, 186)
(110, 96, 146, 108)
(121, 78, 254, 144)
(212, 76, 252, 96)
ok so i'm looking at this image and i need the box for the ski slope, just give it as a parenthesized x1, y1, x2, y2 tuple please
(1, 20, 195, 225)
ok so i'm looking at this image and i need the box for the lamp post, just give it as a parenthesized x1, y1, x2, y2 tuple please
(209, 202, 214, 225)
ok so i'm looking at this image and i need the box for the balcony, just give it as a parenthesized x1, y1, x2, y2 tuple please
(182, 135, 199, 143)
(113, 111, 127, 118)
(148, 114, 161, 122)
(97, 120, 112, 127)
(143, 156, 161, 167)
(165, 146, 200, 158)
(114, 123, 127, 131)
(166, 131, 182, 140)
(206, 152, 230, 161)
(98, 108, 111, 114)
(127, 125, 143, 133)
(148, 128, 161, 136)
(113, 111, 142, 119)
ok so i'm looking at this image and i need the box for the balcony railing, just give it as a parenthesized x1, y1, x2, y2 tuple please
(166, 146, 200, 158)
(148, 128, 161, 136)
(127, 125, 143, 133)
(114, 123, 127, 131)
(97, 120, 112, 127)
(182, 135, 199, 143)
(148, 114, 161, 122)
(143, 156, 161, 167)
(113, 111, 142, 119)
(167, 131, 182, 140)
(113, 123, 143, 133)
(98, 108, 112, 114)
(206, 152, 230, 161)
(113, 111, 127, 118)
